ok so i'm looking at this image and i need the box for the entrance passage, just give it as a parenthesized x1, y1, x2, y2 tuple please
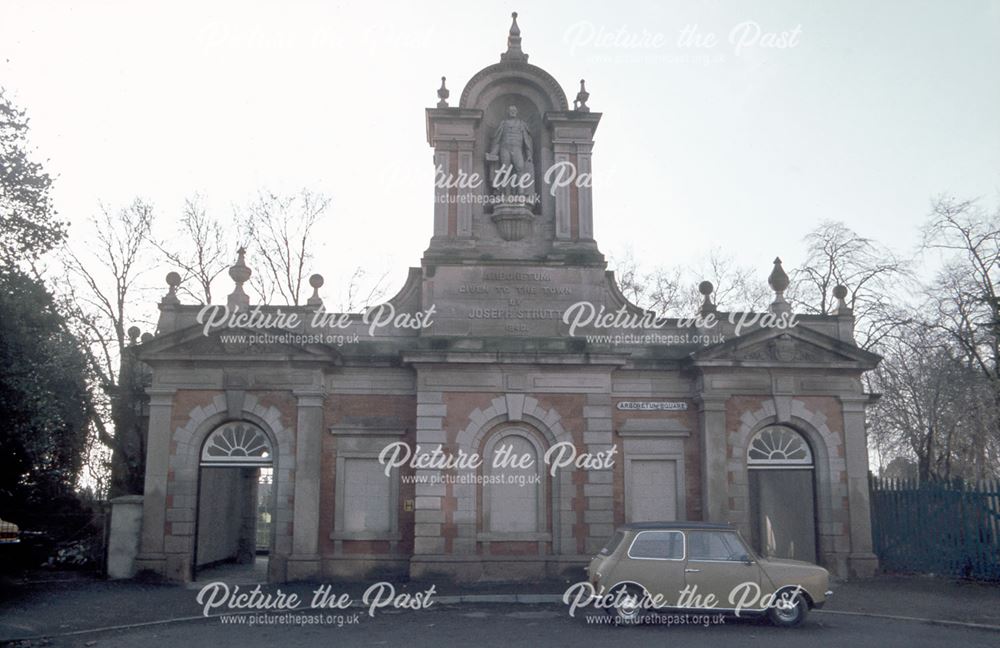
(747, 425, 817, 563)
(195, 422, 274, 579)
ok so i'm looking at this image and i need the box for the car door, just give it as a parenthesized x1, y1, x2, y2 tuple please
(682, 530, 761, 611)
(613, 530, 688, 608)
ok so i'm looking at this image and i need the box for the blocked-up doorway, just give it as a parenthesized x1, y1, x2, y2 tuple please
(195, 422, 274, 578)
(747, 425, 817, 563)
(624, 454, 685, 523)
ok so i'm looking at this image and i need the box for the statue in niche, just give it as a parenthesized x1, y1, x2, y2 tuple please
(486, 105, 535, 199)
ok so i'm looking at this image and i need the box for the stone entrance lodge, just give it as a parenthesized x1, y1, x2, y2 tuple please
(133, 13, 880, 583)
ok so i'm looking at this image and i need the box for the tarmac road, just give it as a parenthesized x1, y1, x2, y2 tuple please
(11, 603, 1000, 648)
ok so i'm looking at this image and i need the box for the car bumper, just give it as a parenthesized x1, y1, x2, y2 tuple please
(813, 590, 833, 610)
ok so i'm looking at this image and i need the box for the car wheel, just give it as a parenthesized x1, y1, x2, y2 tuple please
(605, 583, 647, 625)
(767, 590, 808, 628)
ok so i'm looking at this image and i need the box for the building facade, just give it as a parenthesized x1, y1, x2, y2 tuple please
(134, 14, 880, 584)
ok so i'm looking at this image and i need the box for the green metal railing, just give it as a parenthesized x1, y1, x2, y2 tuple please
(870, 476, 1000, 581)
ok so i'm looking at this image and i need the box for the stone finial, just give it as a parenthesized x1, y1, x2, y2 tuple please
(307, 273, 325, 307)
(162, 271, 181, 305)
(436, 76, 449, 108)
(227, 247, 252, 310)
(574, 79, 590, 112)
(500, 12, 528, 62)
(833, 284, 852, 315)
(768, 257, 791, 314)
(698, 280, 716, 315)
(127, 326, 141, 345)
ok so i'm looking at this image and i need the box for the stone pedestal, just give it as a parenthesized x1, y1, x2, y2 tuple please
(848, 552, 880, 578)
(491, 201, 534, 241)
(107, 495, 144, 579)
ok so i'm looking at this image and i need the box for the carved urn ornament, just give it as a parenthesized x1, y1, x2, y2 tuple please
(227, 247, 252, 309)
(491, 205, 534, 241)
(436, 77, 449, 108)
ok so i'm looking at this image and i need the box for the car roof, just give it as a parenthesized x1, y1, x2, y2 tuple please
(619, 521, 736, 531)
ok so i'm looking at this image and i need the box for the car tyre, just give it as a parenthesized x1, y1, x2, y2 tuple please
(605, 583, 647, 625)
(767, 590, 808, 628)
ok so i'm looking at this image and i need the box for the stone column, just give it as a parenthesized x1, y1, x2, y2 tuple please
(552, 151, 572, 240)
(457, 149, 474, 237)
(425, 107, 481, 245)
(135, 388, 175, 575)
(841, 396, 879, 578)
(576, 147, 594, 240)
(583, 394, 615, 555)
(697, 395, 730, 523)
(410, 389, 448, 577)
(287, 390, 325, 581)
(544, 111, 601, 245)
(432, 150, 449, 237)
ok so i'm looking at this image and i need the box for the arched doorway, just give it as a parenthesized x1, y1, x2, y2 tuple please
(195, 421, 275, 580)
(747, 425, 818, 563)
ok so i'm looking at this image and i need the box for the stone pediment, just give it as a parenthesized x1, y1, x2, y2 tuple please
(137, 323, 341, 365)
(689, 325, 880, 369)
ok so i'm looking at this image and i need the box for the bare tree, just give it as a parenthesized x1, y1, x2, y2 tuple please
(153, 195, 228, 303)
(920, 196, 1000, 479)
(608, 247, 769, 316)
(869, 324, 959, 480)
(338, 266, 391, 312)
(62, 198, 154, 496)
(869, 319, 1000, 481)
(923, 196, 1000, 380)
(608, 248, 683, 313)
(791, 221, 911, 349)
(688, 248, 772, 313)
(237, 189, 328, 306)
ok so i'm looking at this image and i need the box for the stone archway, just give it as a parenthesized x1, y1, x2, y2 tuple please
(729, 398, 848, 570)
(195, 421, 274, 574)
(746, 425, 817, 562)
(166, 392, 295, 582)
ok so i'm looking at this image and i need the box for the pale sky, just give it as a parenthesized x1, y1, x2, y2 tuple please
(2, 0, 999, 305)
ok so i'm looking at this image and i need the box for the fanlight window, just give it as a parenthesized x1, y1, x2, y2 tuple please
(201, 422, 273, 466)
(747, 426, 812, 466)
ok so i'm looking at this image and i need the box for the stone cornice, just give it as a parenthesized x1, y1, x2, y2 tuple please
(401, 351, 629, 366)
